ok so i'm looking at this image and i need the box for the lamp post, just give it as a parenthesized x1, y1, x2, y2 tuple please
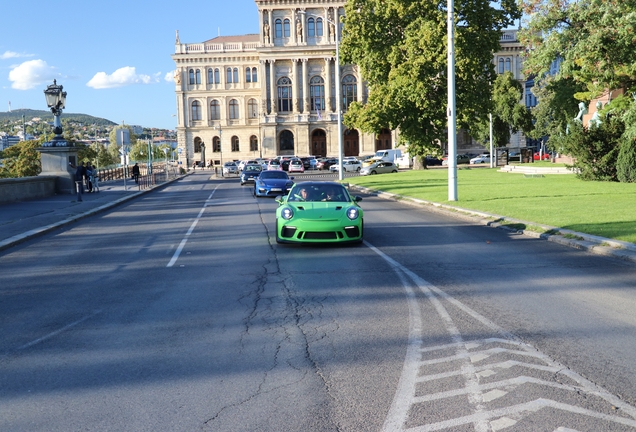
(215, 124, 224, 177)
(42, 80, 68, 147)
(327, 15, 344, 181)
(447, 0, 458, 201)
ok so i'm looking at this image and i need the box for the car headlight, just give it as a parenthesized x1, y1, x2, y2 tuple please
(281, 207, 294, 220)
(346, 207, 359, 220)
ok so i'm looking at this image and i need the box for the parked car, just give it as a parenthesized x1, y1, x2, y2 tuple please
(470, 154, 491, 164)
(222, 161, 238, 175)
(534, 152, 551, 161)
(275, 182, 363, 244)
(425, 156, 443, 166)
(359, 161, 399, 175)
(288, 159, 305, 173)
(300, 156, 316, 170)
(253, 170, 295, 197)
(330, 159, 362, 173)
(267, 160, 283, 171)
(316, 158, 338, 170)
(362, 157, 383, 168)
(240, 164, 263, 185)
(442, 154, 471, 165)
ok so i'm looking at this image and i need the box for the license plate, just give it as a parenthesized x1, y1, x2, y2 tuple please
(271, 188, 282, 192)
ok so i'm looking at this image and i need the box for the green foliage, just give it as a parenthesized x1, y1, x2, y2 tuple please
(519, 0, 636, 99)
(529, 76, 586, 140)
(340, 0, 521, 156)
(616, 136, 636, 182)
(0, 140, 42, 178)
(471, 72, 534, 146)
(552, 114, 625, 181)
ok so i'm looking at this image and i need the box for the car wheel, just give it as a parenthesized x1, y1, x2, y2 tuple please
(392, 169, 398, 173)
(356, 167, 361, 172)
(370, 170, 377, 175)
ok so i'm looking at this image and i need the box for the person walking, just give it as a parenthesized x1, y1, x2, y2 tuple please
(132, 163, 140, 184)
(69, 161, 86, 196)
(85, 163, 94, 193)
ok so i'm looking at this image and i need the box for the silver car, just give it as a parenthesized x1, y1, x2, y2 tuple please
(359, 161, 399, 175)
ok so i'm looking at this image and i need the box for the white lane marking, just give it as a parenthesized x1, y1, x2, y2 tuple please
(167, 187, 218, 267)
(16, 310, 102, 351)
(364, 240, 636, 431)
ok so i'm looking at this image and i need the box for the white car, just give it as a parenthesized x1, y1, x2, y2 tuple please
(222, 161, 238, 175)
(330, 160, 362, 173)
(470, 154, 491, 164)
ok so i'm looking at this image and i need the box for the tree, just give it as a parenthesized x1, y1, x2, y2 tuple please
(340, 0, 521, 159)
(470, 72, 534, 147)
(0, 140, 42, 178)
(108, 125, 137, 166)
(519, 0, 636, 101)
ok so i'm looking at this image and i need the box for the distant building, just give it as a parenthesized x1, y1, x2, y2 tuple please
(171, 0, 397, 167)
(0, 134, 20, 150)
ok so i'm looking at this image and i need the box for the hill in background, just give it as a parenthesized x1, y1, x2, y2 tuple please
(0, 109, 117, 127)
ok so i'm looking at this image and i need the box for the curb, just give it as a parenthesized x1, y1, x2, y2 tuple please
(348, 184, 636, 265)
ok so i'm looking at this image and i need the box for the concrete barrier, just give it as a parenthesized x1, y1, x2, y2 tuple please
(0, 176, 57, 204)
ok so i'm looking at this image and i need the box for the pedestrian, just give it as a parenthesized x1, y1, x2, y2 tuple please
(132, 163, 140, 184)
(85, 163, 93, 193)
(70, 161, 86, 194)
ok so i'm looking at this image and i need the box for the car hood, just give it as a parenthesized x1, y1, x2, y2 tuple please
(285, 202, 354, 219)
(259, 178, 291, 186)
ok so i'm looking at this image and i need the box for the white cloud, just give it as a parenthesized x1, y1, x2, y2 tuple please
(8, 59, 59, 90)
(1, 51, 34, 60)
(86, 66, 159, 89)
(165, 71, 175, 82)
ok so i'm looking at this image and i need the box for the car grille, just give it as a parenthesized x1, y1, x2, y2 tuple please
(344, 226, 360, 238)
(302, 232, 339, 240)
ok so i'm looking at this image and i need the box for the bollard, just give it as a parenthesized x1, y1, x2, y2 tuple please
(75, 181, 83, 202)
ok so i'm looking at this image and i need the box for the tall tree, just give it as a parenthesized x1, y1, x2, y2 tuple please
(340, 0, 521, 158)
(471, 72, 534, 146)
(0, 140, 42, 178)
(519, 0, 636, 100)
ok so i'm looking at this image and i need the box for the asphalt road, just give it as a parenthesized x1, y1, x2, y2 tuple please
(1, 172, 635, 431)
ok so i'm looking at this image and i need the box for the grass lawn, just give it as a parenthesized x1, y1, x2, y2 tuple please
(348, 167, 636, 244)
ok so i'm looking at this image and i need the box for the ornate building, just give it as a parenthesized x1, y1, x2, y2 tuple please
(171, 0, 396, 167)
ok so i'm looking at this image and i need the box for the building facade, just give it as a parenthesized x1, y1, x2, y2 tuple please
(171, 0, 396, 167)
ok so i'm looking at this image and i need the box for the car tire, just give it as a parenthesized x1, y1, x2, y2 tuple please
(392, 169, 398, 173)
(356, 167, 361, 172)
(370, 170, 377, 175)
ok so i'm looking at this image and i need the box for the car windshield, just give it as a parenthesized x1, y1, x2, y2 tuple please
(288, 184, 349, 202)
(244, 165, 262, 172)
(260, 171, 288, 179)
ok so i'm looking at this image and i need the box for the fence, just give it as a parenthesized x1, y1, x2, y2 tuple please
(96, 162, 180, 190)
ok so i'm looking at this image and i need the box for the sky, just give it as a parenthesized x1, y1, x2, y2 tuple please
(0, 0, 259, 130)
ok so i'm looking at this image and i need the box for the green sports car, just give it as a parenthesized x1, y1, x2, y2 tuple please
(275, 181, 364, 244)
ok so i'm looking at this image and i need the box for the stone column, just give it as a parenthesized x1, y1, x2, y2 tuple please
(292, 59, 300, 113)
(325, 57, 333, 113)
(268, 10, 274, 45)
(356, 67, 363, 104)
(260, 60, 268, 114)
(269, 60, 278, 115)
(302, 58, 309, 113)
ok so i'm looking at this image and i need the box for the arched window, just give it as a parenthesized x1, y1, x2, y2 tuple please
(213, 136, 221, 152)
(316, 18, 324, 36)
(229, 99, 239, 119)
(245, 67, 252, 83)
(498, 58, 504, 74)
(210, 100, 220, 120)
(280, 130, 294, 152)
(195, 69, 201, 84)
(233, 67, 239, 83)
(250, 135, 258, 152)
(308, 18, 315, 37)
(248, 99, 259, 118)
(275, 19, 282, 38)
(342, 75, 357, 110)
(283, 18, 290, 37)
(277, 77, 293, 112)
(189, 69, 195, 85)
(207, 68, 214, 84)
(251, 67, 258, 83)
(505, 58, 511, 72)
(231, 136, 240, 152)
(191, 100, 201, 121)
(226, 67, 233, 83)
(310, 76, 325, 111)
(214, 68, 220, 84)
(194, 137, 202, 153)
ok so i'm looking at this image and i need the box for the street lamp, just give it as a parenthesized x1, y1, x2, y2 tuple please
(215, 124, 224, 177)
(327, 15, 344, 181)
(42, 79, 68, 147)
(447, 0, 458, 201)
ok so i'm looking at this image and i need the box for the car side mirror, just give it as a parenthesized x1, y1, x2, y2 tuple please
(354, 196, 363, 202)
(275, 195, 284, 204)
